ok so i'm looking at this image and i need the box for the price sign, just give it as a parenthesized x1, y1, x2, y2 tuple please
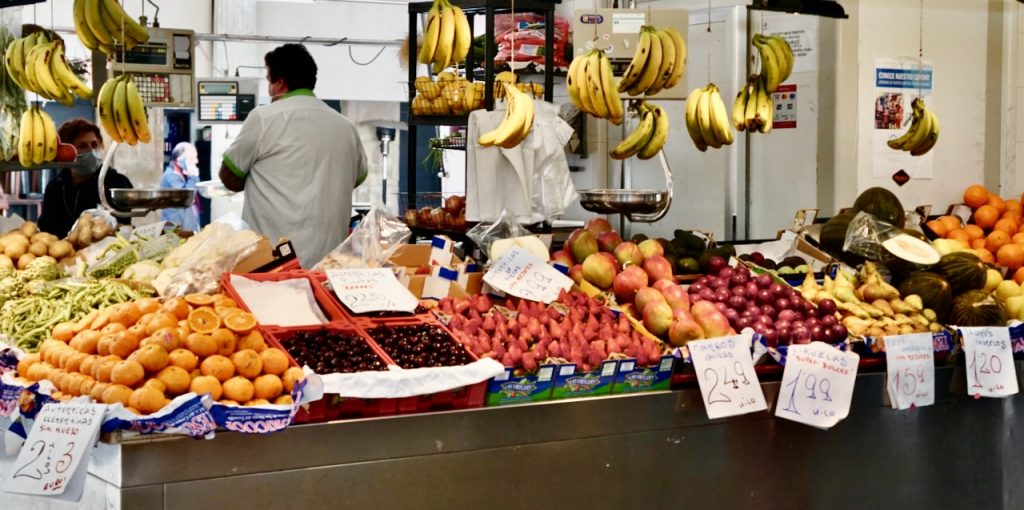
(326, 268, 418, 314)
(689, 335, 767, 419)
(483, 247, 573, 303)
(961, 327, 1018, 398)
(885, 333, 935, 410)
(130, 221, 166, 240)
(4, 402, 105, 499)
(775, 343, 859, 430)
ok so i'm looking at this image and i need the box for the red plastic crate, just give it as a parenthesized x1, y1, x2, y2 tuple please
(220, 271, 349, 326)
(310, 274, 434, 325)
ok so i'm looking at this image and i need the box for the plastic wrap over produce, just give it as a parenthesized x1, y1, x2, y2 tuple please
(154, 222, 262, 297)
(314, 358, 503, 399)
(314, 203, 411, 271)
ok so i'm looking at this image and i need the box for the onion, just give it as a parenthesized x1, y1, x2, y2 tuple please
(724, 308, 740, 323)
(817, 299, 838, 316)
(714, 302, 729, 313)
(728, 295, 747, 310)
(756, 289, 773, 304)
(736, 316, 754, 330)
(760, 305, 777, 319)
(718, 267, 735, 280)
(778, 309, 799, 322)
(714, 288, 732, 303)
(755, 274, 773, 289)
(821, 315, 838, 328)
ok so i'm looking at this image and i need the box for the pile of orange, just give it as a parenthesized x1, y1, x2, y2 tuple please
(13, 294, 305, 415)
(927, 184, 1024, 274)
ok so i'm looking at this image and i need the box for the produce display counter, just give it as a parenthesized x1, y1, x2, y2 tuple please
(3, 362, 1023, 510)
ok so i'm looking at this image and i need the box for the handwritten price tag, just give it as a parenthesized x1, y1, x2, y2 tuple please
(326, 268, 418, 314)
(885, 333, 935, 410)
(483, 247, 573, 304)
(689, 335, 767, 419)
(130, 221, 166, 240)
(961, 327, 1018, 398)
(3, 402, 105, 499)
(775, 343, 859, 430)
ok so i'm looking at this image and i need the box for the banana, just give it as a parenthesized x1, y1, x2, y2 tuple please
(18, 107, 33, 167)
(684, 87, 707, 152)
(21, 35, 44, 96)
(663, 28, 687, 90)
(125, 77, 151, 144)
(743, 76, 760, 131)
(903, 105, 933, 152)
(432, 2, 455, 73)
(707, 85, 734, 146)
(585, 51, 609, 119)
(5, 37, 26, 90)
(629, 27, 662, 95)
(697, 87, 720, 149)
(566, 53, 584, 112)
(451, 3, 471, 64)
(619, 27, 653, 93)
(503, 89, 534, 149)
(33, 42, 71, 105)
(479, 83, 533, 148)
(51, 41, 93, 100)
(754, 36, 782, 93)
(101, 0, 150, 44)
(84, 0, 114, 46)
(732, 83, 749, 131)
(754, 76, 772, 133)
(418, 2, 441, 65)
(73, 0, 100, 51)
(638, 103, 668, 160)
(888, 104, 922, 150)
(98, 76, 123, 143)
(647, 30, 675, 96)
(610, 103, 655, 159)
(769, 35, 794, 81)
(39, 107, 57, 163)
(31, 105, 44, 165)
(112, 76, 138, 145)
(910, 112, 939, 156)
(575, 51, 597, 115)
(598, 52, 623, 124)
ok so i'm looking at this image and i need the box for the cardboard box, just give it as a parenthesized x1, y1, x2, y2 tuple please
(611, 355, 677, 394)
(233, 239, 297, 274)
(486, 365, 558, 406)
(550, 360, 619, 399)
(389, 241, 483, 298)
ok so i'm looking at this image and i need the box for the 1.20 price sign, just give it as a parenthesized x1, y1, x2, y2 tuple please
(961, 327, 1018, 398)
(689, 335, 767, 419)
(775, 343, 859, 429)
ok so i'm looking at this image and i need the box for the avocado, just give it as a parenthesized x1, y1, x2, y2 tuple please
(674, 230, 707, 252)
(658, 238, 677, 257)
(760, 259, 778, 270)
(631, 233, 648, 244)
(781, 255, 807, 268)
(677, 257, 701, 274)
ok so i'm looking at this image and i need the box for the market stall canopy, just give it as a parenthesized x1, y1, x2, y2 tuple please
(750, 0, 848, 19)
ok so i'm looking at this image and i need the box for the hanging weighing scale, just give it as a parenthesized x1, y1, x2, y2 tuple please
(97, 142, 195, 218)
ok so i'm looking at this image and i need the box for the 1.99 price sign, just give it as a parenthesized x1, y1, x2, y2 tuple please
(689, 335, 767, 419)
(885, 333, 935, 410)
(960, 327, 1018, 398)
(775, 343, 859, 429)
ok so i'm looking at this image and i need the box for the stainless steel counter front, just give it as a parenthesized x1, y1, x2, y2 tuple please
(2, 362, 1023, 510)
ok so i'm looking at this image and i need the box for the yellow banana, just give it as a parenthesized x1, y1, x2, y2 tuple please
(33, 42, 71, 105)
(638, 103, 668, 160)
(684, 86, 707, 152)
(39, 108, 57, 163)
(610, 103, 655, 159)
(418, 2, 441, 64)
(598, 52, 623, 124)
(696, 87, 719, 149)
(31, 106, 45, 165)
(431, 2, 455, 73)
(18, 107, 33, 167)
(744, 76, 761, 131)
(754, 35, 782, 93)
(903, 102, 933, 153)
(112, 77, 138, 145)
(754, 76, 772, 133)
(663, 28, 687, 89)
(707, 85, 734, 146)
(768, 35, 794, 81)
(101, 0, 150, 43)
(125, 77, 151, 144)
(22, 36, 44, 96)
(575, 51, 597, 115)
(910, 111, 939, 156)
(585, 51, 609, 119)
(500, 87, 534, 149)
(98, 76, 123, 143)
(84, 0, 113, 46)
(5, 37, 26, 90)
(451, 3, 471, 64)
(647, 30, 675, 95)
(566, 54, 584, 112)
(732, 83, 749, 131)
(629, 27, 662, 95)
(51, 41, 93, 100)
(479, 83, 532, 148)
(618, 27, 653, 93)
(73, 0, 100, 51)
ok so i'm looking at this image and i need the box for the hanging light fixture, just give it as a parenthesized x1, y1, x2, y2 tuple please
(750, 0, 849, 19)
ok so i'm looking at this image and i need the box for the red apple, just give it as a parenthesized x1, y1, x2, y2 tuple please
(660, 284, 691, 312)
(584, 217, 613, 236)
(418, 207, 433, 227)
(582, 253, 618, 290)
(567, 228, 598, 264)
(638, 239, 664, 258)
(596, 252, 621, 272)
(612, 266, 648, 304)
(614, 242, 645, 268)
(642, 255, 674, 282)
(568, 264, 583, 285)
(668, 317, 705, 346)
(550, 249, 575, 266)
(635, 287, 666, 315)
(643, 301, 674, 337)
(403, 209, 419, 227)
(597, 230, 623, 253)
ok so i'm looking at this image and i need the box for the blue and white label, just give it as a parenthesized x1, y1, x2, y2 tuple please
(875, 67, 932, 90)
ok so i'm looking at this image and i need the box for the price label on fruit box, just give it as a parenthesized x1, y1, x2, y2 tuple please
(3, 402, 105, 499)
(775, 343, 859, 430)
(483, 247, 573, 304)
(689, 335, 767, 419)
(961, 327, 1018, 398)
(130, 221, 166, 240)
(885, 333, 935, 410)
(326, 268, 418, 313)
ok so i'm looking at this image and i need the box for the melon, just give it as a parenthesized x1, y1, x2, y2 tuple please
(852, 187, 906, 228)
(898, 271, 953, 322)
(934, 252, 987, 295)
(882, 234, 941, 266)
(950, 290, 1005, 327)
(819, 212, 855, 257)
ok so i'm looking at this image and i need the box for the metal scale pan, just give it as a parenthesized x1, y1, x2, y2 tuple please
(579, 149, 673, 222)
(97, 142, 196, 218)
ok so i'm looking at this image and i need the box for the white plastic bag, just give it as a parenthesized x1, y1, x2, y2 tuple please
(314, 203, 411, 271)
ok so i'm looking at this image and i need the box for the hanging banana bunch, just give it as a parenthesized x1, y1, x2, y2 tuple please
(97, 74, 151, 146)
(5, 34, 93, 107)
(0, 27, 27, 161)
(567, 49, 624, 124)
(732, 74, 773, 134)
(478, 82, 534, 149)
(617, 26, 686, 97)
(610, 101, 668, 160)
(418, 0, 472, 73)
(73, 0, 151, 55)
(752, 33, 793, 94)
(887, 97, 939, 157)
(18, 104, 58, 167)
(684, 84, 733, 152)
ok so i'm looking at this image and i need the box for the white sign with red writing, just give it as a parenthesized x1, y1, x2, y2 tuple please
(327, 268, 418, 314)
(885, 333, 935, 410)
(775, 343, 860, 430)
(961, 327, 1018, 398)
(483, 247, 572, 304)
(3, 402, 105, 500)
(689, 335, 767, 419)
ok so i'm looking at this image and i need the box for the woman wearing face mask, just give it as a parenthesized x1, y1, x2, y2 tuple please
(38, 119, 133, 237)
(159, 142, 200, 232)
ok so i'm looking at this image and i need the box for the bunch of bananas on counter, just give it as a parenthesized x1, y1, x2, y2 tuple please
(732, 74, 773, 134)
(610, 101, 668, 160)
(752, 33, 793, 93)
(73, 0, 151, 55)
(684, 84, 733, 152)
(567, 49, 624, 124)
(97, 75, 150, 146)
(18, 105, 58, 167)
(478, 82, 534, 149)
(5, 33, 92, 106)
(618, 26, 686, 97)
(418, 0, 471, 73)
(887, 98, 939, 157)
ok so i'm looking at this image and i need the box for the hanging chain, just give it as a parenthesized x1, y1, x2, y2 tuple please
(706, 0, 711, 82)
(918, 0, 924, 98)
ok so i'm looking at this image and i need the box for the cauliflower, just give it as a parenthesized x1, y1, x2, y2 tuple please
(19, 257, 61, 282)
(122, 260, 163, 284)
(0, 266, 15, 280)
(0, 276, 23, 305)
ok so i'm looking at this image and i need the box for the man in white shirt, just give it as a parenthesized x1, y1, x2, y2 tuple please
(219, 44, 368, 268)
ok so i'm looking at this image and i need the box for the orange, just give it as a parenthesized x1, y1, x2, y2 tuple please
(162, 297, 192, 320)
(964, 225, 985, 240)
(168, 348, 199, 372)
(989, 194, 1008, 215)
(129, 387, 168, 414)
(994, 218, 1019, 235)
(947, 228, 971, 244)
(253, 374, 283, 400)
(222, 376, 255, 402)
(974, 205, 1000, 229)
(238, 330, 267, 352)
(146, 313, 178, 336)
(101, 384, 133, 406)
(184, 294, 216, 307)
(975, 248, 995, 264)
(188, 308, 221, 334)
(190, 375, 223, 400)
(109, 303, 141, 328)
(1008, 199, 1023, 216)
(986, 231, 1011, 253)
(211, 329, 237, 357)
(1013, 233, 1024, 245)
(938, 215, 962, 233)
(156, 366, 191, 396)
(135, 298, 161, 315)
(52, 322, 75, 342)
(274, 395, 294, 406)
(230, 349, 262, 378)
(110, 360, 145, 387)
(223, 312, 257, 335)
(965, 184, 991, 209)
(998, 243, 1024, 271)
(971, 239, 987, 250)
(925, 220, 947, 238)
(213, 297, 237, 309)
(259, 348, 289, 376)
(186, 333, 217, 357)
(1014, 267, 1024, 285)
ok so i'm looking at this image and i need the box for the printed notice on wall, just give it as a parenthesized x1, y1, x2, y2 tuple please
(773, 84, 797, 129)
(759, 15, 817, 74)
(872, 57, 934, 180)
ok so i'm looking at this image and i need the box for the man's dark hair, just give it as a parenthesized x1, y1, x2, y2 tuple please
(58, 119, 101, 145)
(265, 44, 317, 91)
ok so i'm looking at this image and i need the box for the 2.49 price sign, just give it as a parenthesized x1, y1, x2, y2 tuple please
(960, 327, 1018, 398)
(689, 335, 767, 419)
(775, 343, 859, 430)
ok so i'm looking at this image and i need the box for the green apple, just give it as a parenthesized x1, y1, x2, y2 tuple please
(984, 269, 1004, 294)
(1006, 295, 1024, 319)
(996, 280, 1022, 303)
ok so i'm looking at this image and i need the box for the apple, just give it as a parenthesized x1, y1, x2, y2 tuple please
(614, 242, 645, 268)
(635, 287, 666, 315)
(582, 253, 618, 290)
(568, 264, 584, 285)
(596, 252, 621, 272)
(668, 317, 705, 346)
(643, 301, 674, 337)
(660, 283, 691, 312)
(642, 255, 674, 282)
(550, 250, 575, 267)
(597, 230, 623, 253)
(613, 266, 649, 304)
(567, 228, 599, 264)
(584, 217, 613, 236)
(638, 239, 664, 258)
(403, 209, 419, 227)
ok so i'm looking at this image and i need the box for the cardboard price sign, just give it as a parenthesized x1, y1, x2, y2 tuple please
(483, 247, 572, 304)
(961, 327, 1018, 398)
(885, 333, 935, 410)
(4, 402, 105, 499)
(775, 343, 859, 429)
(689, 335, 767, 419)
(326, 268, 418, 313)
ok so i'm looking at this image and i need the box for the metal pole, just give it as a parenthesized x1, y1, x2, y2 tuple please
(46, 26, 403, 47)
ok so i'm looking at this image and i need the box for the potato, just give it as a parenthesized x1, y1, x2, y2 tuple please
(20, 222, 37, 237)
(48, 240, 73, 259)
(28, 242, 48, 257)
(5, 240, 27, 259)
(31, 232, 56, 246)
(91, 223, 113, 239)
(0, 255, 13, 269)
(76, 227, 92, 248)
(17, 253, 35, 270)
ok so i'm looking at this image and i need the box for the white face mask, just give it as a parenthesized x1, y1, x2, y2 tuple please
(73, 149, 104, 176)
